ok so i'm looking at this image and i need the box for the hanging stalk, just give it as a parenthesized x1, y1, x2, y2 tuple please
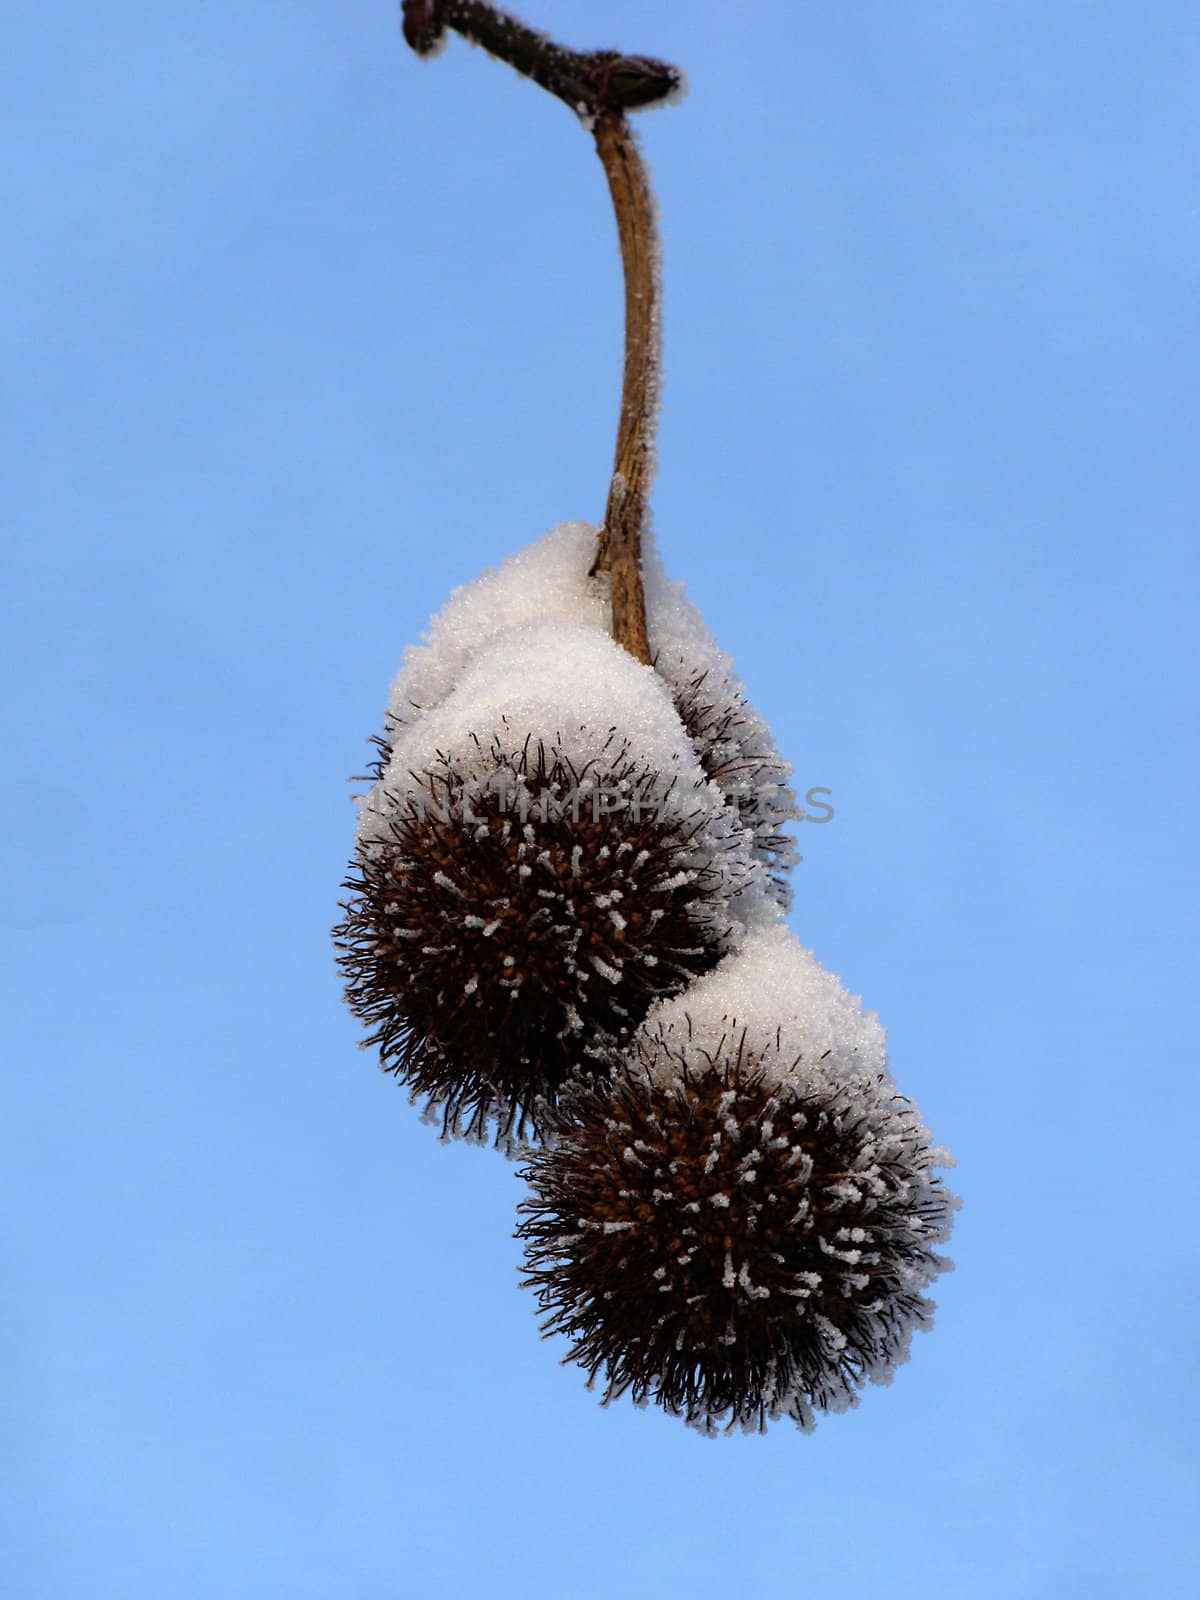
(401, 0, 684, 665)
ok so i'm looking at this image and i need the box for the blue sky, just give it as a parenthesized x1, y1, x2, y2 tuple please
(3, 2, 1198, 1596)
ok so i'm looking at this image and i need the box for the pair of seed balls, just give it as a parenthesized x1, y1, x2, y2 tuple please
(335, 523, 955, 1434)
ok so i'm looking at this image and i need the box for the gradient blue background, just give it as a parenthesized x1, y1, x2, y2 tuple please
(4, 3, 1198, 1596)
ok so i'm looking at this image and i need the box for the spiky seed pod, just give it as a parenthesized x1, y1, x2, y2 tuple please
(519, 1046, 955, 1433)
(337, 622, 769, 1149)
(662, 661, 797, 907)
(517, 924, 956, 1432)
(366, 523, 799, 905)
(335, 740, 752, 1146)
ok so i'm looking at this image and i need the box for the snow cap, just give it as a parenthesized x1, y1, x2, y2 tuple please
(377, 522, 798, 901)
(358, 619, 777, 930)
(631, 920, 888, 1090)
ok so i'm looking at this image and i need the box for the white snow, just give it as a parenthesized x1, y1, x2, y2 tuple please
(630, 920, 888, 1090)
(380, 523, 605, 746)
(381, 619, 703, 794)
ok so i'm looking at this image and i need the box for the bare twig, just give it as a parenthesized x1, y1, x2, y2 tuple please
(401, 0, 683, 664)
(590, 111, 656, 663)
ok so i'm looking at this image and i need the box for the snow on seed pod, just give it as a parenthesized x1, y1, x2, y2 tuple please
(335, 621, 771, 1150)
(363, 523, 798, 906)
(517, 923, 956, 1432)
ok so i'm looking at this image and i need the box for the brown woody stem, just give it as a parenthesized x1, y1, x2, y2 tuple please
(401, 0, 682, 664)
(590, 112, 655, 663)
